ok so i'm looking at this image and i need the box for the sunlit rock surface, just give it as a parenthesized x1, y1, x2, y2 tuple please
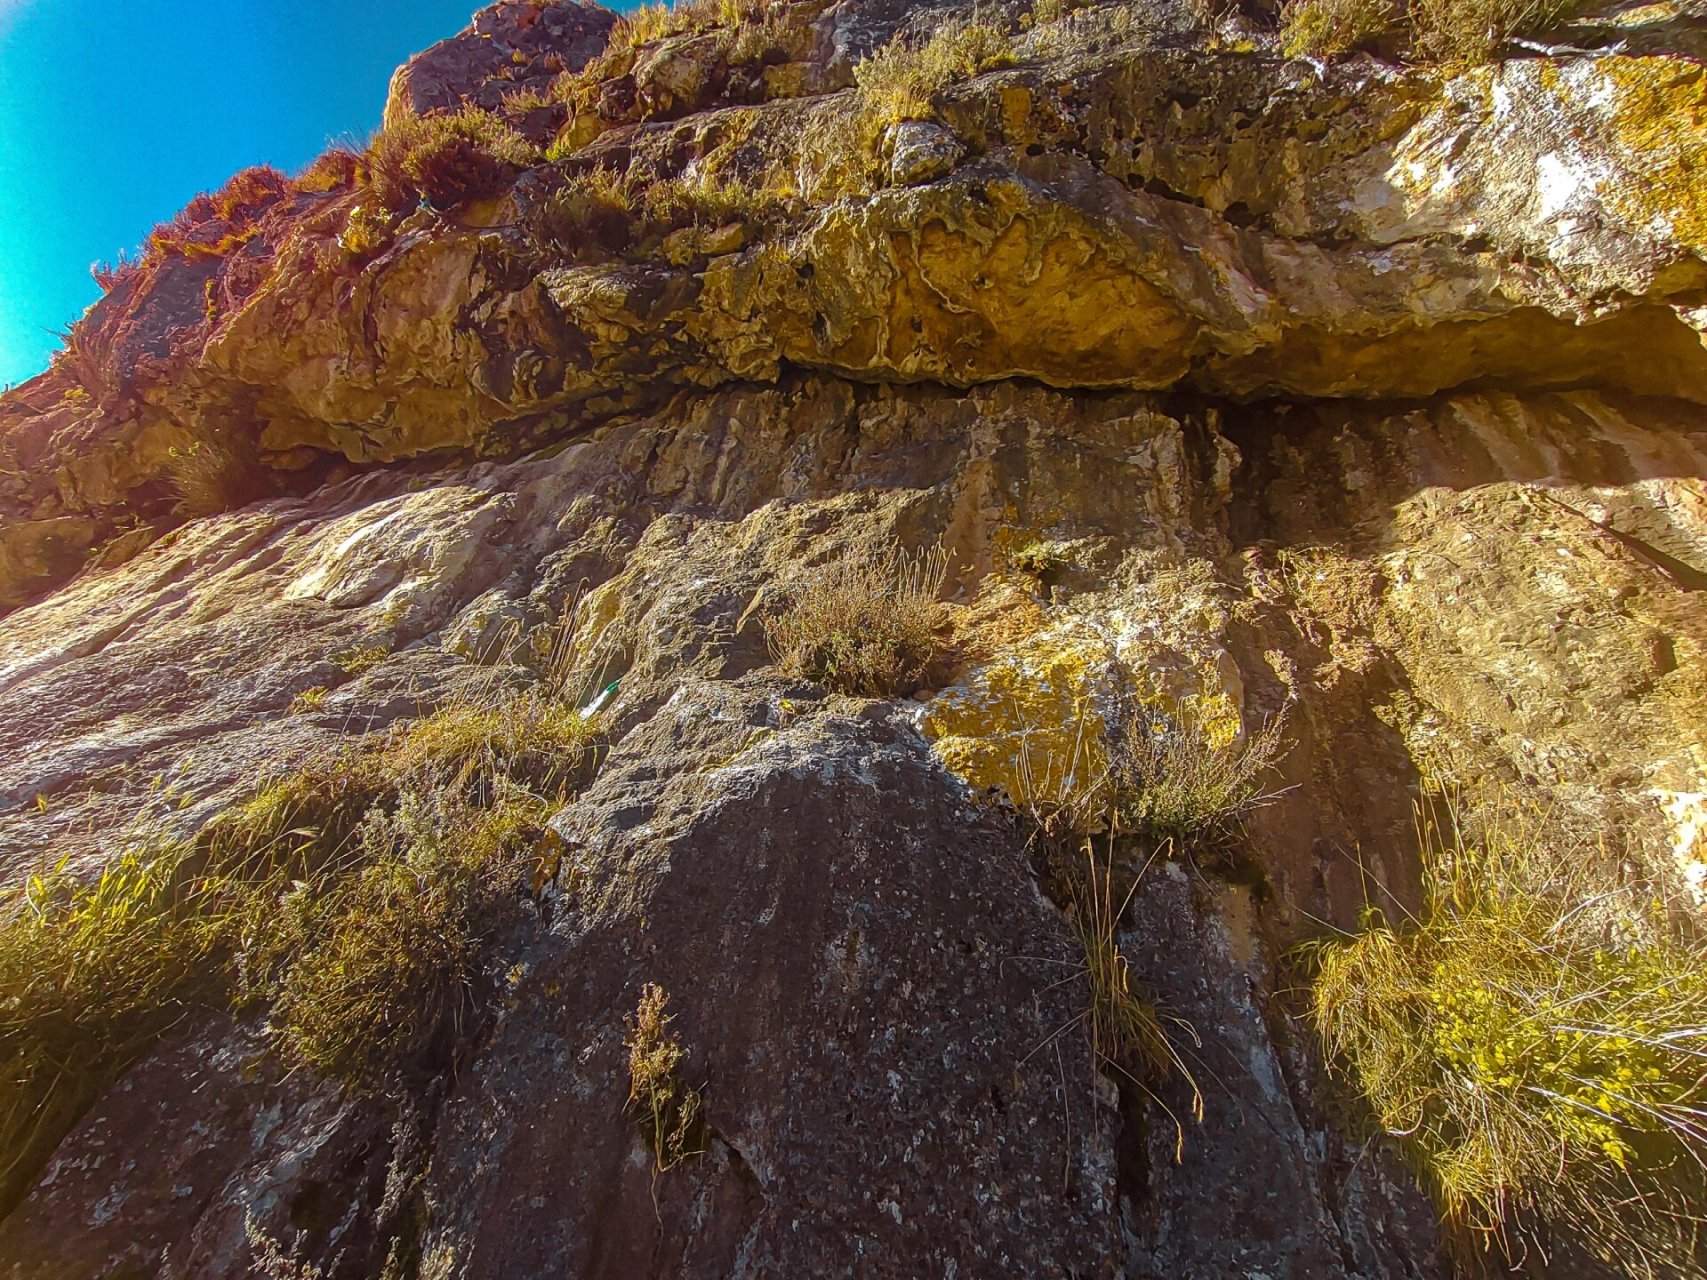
(0, 0, 1705, 1275)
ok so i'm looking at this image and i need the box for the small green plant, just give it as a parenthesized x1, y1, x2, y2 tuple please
(1308, 795, 1707, 1276)
(290, 687, 330, 714)
(624, 984, 705, 1173)
(764, 544, 952, 697)
(1010, 538, 1069, 579)
(337, 202, 396, 259)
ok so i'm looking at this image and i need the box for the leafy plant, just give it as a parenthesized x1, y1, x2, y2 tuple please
(764, 543, 952, 697)
(1308, 795, 1707, 1276)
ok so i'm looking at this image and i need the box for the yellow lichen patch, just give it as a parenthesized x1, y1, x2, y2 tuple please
(999, 84, 1035, 143)
(1593, 57, 1707, 248)
(922, 625, 1114, 811)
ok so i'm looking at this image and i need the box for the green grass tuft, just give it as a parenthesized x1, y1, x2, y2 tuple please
(0, 842, 231, 1213)
(0, 675, 601, 1206)
(265, 791, 551, 1087)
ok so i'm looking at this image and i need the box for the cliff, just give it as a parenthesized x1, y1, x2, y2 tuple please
(0, 0, 1704, 1276)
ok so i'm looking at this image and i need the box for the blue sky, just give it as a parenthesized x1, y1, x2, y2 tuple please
(0, 0, 500, 387)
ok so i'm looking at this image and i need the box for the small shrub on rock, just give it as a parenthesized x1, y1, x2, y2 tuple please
(266, 791, 549, 1087)
(0, 665, 601, 1209)
(765, 544, 951, 697)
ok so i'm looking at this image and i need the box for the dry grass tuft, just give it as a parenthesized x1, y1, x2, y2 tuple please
(610, 0, 772, 49)
(1281, 0, 1586, 61)
(1408, 0, 1585, 61)
(765, 544, 952, 697)
(368, 106, 540, 211)
(1308, 794, 1707, 1276)
(334, 645, 390, 676)
(388, 692, 596, 806)
(265, 791, 550, 1087)
(625, 983, 705, 1173)
(854, 16, 1017, 127)
(1111, 709, 1289, 848)
(1280, 0, 1400, 55)
(1068, 841, 1199, 1091)
(165, 427, 272, 519)
(0, 666, 602, 1205)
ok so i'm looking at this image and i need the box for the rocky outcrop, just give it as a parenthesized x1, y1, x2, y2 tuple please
(0, 0, 1705, 1275)
(9, 0, 1707, 611)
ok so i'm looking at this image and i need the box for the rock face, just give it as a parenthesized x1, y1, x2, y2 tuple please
(0, 0, 1704, 1276)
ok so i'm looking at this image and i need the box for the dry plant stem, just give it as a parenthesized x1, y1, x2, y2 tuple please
(1070, 835, 1204, 1157)
(625, 984, 706, 1174)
